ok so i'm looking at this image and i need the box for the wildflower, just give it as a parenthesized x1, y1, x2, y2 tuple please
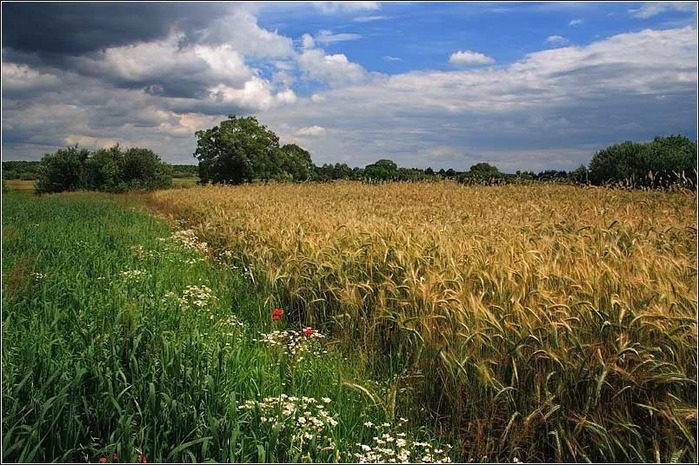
(137, 454, 148, 463)
(303, 327, 314, 336)
(272, 308, 284, 321)
(113, 452, 119, 461)
(99, 457, 108, 463)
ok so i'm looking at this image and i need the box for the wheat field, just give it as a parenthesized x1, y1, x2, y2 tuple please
(145, 181, 697, 462)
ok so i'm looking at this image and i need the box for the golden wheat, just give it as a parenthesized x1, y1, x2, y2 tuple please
(145, 181, 697, 462)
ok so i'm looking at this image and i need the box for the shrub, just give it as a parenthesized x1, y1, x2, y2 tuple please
(35, 144, 173, 194)
(35, 145, 90, 194)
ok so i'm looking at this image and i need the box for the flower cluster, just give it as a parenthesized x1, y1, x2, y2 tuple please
(353, 418, 453, 463)
(31, 271, 45, 281)
(119, 269, 148, 282)
(237, 395, 338, 459)
(163, 285, 216, 311)
(272, 308, 284, 321)
(254, 328, 327, 359)
(169, 229, 210, 255)
(130, 244, 158, 260)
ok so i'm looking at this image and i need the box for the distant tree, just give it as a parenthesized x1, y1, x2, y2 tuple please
(194, 115, 284, 184)
(469, 162, 500, 176)
(445, 168, 457, 178)
(35, 145, 90, 194)
(587, 135, 696, 187)
(2, 161, 41, 180)
(365, 159, 399, 181)
(425, 167, 435, 176)
(570, 165, 589, 184)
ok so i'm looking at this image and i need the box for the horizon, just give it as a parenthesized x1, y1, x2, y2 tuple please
(2, 1, 697, 172)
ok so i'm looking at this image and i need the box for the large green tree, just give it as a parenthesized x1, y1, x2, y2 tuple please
(194, 116, 285, 184)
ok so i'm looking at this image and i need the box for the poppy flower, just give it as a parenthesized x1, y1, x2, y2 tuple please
(303, 327, 314, 337)
(137, 455, 148, 463)
(113, 453, 119, 461)
(272, 308, 284, 321)
(99, 458, 108, 463)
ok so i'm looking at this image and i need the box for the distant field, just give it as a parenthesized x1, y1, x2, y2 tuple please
(3, 179, 35, 192)
(146, 181, 698, 462)
(171, 176, 199, 188)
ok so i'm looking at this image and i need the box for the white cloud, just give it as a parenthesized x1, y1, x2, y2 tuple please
(449, 50, 495, 66)
(200, 10, 294, 58)
(545, 35, 570, 46)
(296, 48, 369, 87)
(568, 18, 583, 26)
(258, 25, 697, 171)
(352, 15, 388, 22)
(207, 78, 297, 111)
(383, 56, 401, 61)
(315, 30, 363, 44)
(313, 2, 380, 14)
(301, 33, 315, 49)
(1, 62, 62, 94)
(297, 125, 327, 136)
(629, 2, 697, 19)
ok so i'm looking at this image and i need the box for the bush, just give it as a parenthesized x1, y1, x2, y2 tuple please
(35, 145, 90, 194)
(35, 144, 173, 194)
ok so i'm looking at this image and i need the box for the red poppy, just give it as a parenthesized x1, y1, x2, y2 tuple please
(112, 452, 119, 461)
(99, 458, 108, 464)
(272, 308, 284, 321)
(303, 327, 314, 337)
(137, 455, 148, 463)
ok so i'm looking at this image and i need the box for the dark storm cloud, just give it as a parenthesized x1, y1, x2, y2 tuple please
(1, 2, 230, 56)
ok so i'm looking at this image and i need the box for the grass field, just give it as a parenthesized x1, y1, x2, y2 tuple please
(2, 191, 453, 463)
(2, 177, 200, 193)
(145, 181, 698, 462)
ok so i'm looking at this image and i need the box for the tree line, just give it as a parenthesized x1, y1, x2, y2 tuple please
(5, 115, 696, 194)
(193, 116, 696, 188)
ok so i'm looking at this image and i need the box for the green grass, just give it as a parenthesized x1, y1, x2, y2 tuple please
(2, 192, 455, 463)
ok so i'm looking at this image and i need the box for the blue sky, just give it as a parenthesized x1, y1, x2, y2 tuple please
(2, 1, 697, 172)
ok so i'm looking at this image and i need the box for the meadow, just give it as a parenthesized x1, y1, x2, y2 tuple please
(2, 191, 452, 463)
(145, 181, 698, 462)
(2, 181, 696, 463)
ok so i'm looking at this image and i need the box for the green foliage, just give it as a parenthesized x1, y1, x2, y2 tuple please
(120, 147, 173, 191)
(2, 161, 41, 180)
(35, 145, 90, 194)
(35, 144, 172, 194)
(588, 135, 697, 188)
(364, 159, 399, 181)
(457, 162, 511, 185)
(195, 115, 315, 184)
(279, 143, 314, 182)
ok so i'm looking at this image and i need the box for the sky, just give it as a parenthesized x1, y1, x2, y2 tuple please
(1, 1, 697, 172)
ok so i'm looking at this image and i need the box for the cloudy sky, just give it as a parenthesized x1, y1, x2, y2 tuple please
(2, 1, 697, 172)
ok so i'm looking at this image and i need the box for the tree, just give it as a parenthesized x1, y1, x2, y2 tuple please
(279, 144, 314, 181)
(35, 145, 90, 194)
(587, 135, 696, 187)
(364, 159, 399, 181)
(469, 162, 500, 176)
(194, 115, 284, 184)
